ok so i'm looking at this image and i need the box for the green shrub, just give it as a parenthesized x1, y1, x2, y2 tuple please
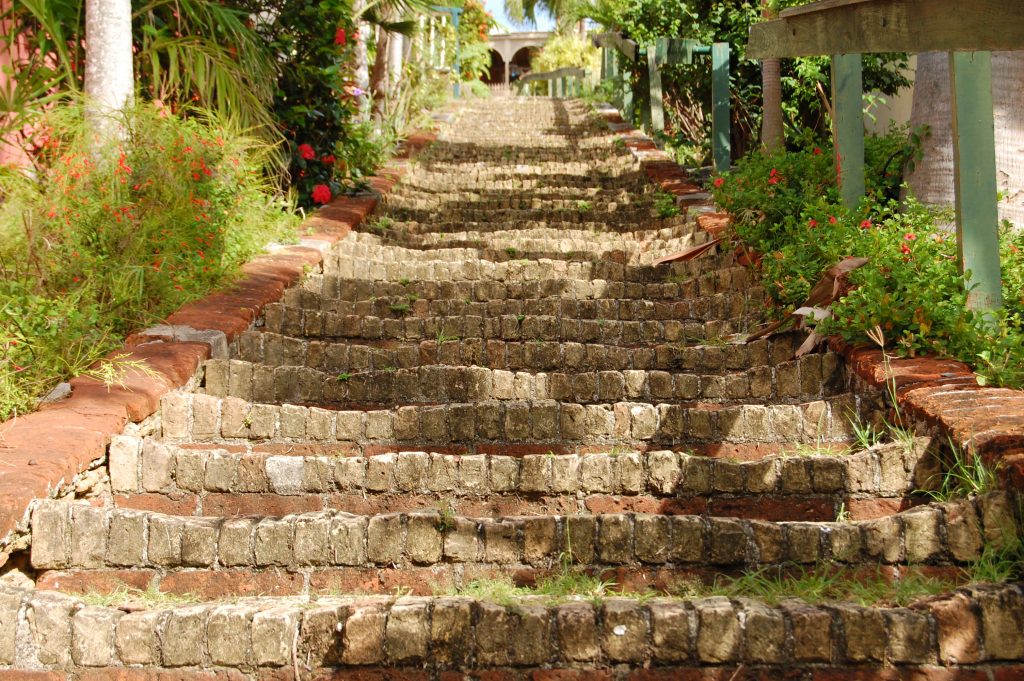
(710, 129, 1024, 387)
(0, 103, 297, 419)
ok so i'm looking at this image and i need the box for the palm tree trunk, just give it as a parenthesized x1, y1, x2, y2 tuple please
(84, 0, 133, 138)
(370, 27, 390, 119)
(905, 52, 1024, 228)
(353, 0, 371, 120)
(759, 2, 784, 151)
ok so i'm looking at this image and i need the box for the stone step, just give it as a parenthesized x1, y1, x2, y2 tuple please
(202, 357, 846, 407)
(8, 583, 1021, 673)
(31, 495, 1002, 583)
(319, 250, 745, 287)
(157, 393, 867, 453)
(275, 287, 765, 322)
(107, 439, 936, 521)
(234, 331, 812, 375)
(262, 308, 762, 344)
(300, 267, 748, 304)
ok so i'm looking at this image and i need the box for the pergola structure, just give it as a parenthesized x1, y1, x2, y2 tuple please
(748, 0, 1024, 314)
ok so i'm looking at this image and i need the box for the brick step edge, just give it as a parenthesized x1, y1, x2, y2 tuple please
(0, 130, 441, 561)
(0, 581, 1022, 671)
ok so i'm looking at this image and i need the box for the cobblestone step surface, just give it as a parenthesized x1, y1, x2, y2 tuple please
(9, 97, 1024, 679)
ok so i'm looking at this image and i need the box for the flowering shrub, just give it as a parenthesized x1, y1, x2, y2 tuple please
(457, 0, 499, 81)
(711, 132, 1024, 387)
(0, 103, 297, 418)
(241, 0, 387, 208)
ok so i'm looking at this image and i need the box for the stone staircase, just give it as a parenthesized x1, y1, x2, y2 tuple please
(4, 98, 1023, 678)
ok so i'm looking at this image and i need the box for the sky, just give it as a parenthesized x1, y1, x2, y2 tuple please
(483, 0, 556, 32)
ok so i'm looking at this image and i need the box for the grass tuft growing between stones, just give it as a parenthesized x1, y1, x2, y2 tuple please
(703, 565, 956, 607)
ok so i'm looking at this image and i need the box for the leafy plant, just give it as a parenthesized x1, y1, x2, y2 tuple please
(0, 102, 296, 419)
(921, 439, 999, 502)
(653, 192, 680, 219)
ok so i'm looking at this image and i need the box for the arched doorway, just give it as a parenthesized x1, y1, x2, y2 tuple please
(509, 46, 538, 85)
(485, 50, 506, 85)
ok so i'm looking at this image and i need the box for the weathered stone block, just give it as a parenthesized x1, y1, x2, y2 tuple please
(602, 599, 648, 662)
(331, 516, 368, 565)
(207, 605, 253, 667)
(162, 606, 208, 666)
(116, 610, 164, 666)
(386, 600, 429, 663)
(342, 605, 386, 665)
(695, 597, 739, 663)
(557, 603, 599, 662)
(72, 606, 121, 666)
(251, 607, 299, 667)
(367, 513, 405, 564)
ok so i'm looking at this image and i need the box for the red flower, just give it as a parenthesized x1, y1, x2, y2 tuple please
(900, 243, 912, 255)
(311, 184, 332, 204)
(808, 218, 818, 228)
(322, 155, 336, 165)
(904, 233, 917, 241)
(860, 219, 872, 229)
(768, 168, 781, 185)
(812, 147, 822, 156)
(828, 216, 838, 225)
(713, 177, 725, 188)
(335, 27, 347, 45)
(298, 143, 316, 160)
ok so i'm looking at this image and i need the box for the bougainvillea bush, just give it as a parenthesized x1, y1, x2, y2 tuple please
(711, 133, 1024, 388)
(0, 104, 297, 419)
(239, 0, 389, 208)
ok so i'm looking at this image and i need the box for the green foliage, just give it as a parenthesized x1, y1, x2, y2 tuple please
(578, 0, 910, 153)
(709, 564, 955, 607)
(653, 191, 680, 218)
(921, 439, 999, 502)
(0, 103, 297, 419)
(969, 530, 1024, 583)
(458, 0, 500, 80)
(532, 34, 601, 74)
(710, 130, 1024, 388)
(3, 0, 278, 142)
(238, 0, 388, 208)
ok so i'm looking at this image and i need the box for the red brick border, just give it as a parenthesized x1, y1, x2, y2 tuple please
(0, 130, 439, 561)
(595, 106, 1024, 490)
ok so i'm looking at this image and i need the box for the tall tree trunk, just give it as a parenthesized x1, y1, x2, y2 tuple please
(370, 27, 390, 119)
(387, 32, 404, 89)
(759, 3, 784, 151)
(905, 52, 1024, 228)
(353, 0, 371, 120)
(84, 0, 133, 138)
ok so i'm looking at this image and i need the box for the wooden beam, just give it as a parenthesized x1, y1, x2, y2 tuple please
(950, 51, 1003, 312)
(747, 0, 1024, 58)
(516, 67, 586, 85)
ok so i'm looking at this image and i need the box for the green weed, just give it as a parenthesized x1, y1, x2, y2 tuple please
(653, 192, 680, 219)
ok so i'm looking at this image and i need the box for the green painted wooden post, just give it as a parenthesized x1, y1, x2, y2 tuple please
(620, 53, 633, 121)
(710, 43, 731, 172)
(561, 76, 568, 98)
(831, 53, 866, 210)
(647, 46, 664, 134)
(950, 50, 1003, 312)
(612, 51, 623, 109)
(600, 48, 608, 80)
(638, 50, 651, 131)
